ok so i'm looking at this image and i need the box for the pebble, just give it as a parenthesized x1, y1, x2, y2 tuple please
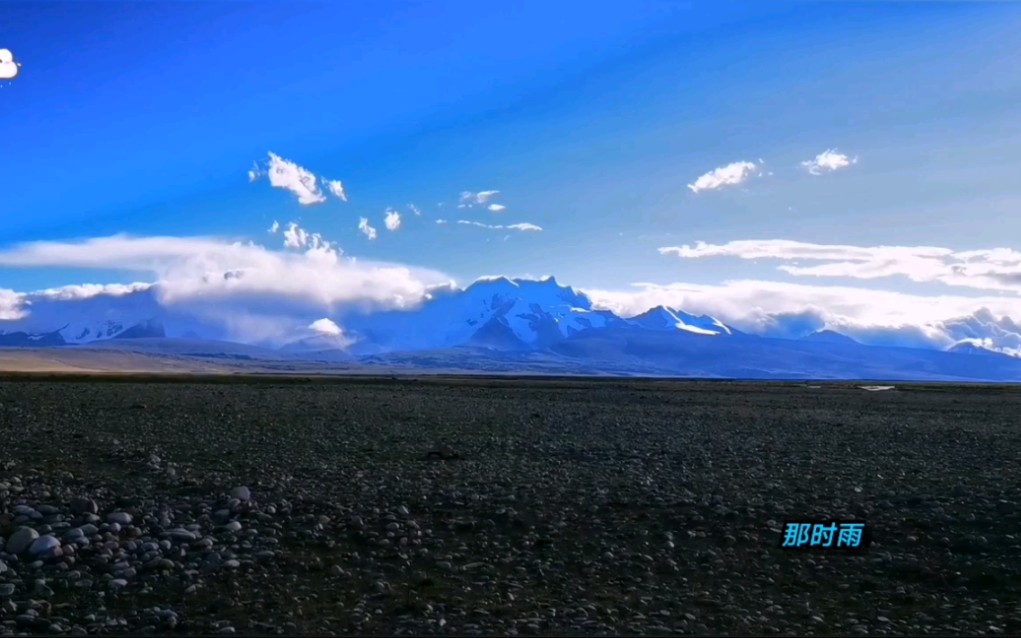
(0, 380, 1014, 637)
(6, 527, 40, 554)
(28, 535, 61, 557)
(230, 486, 252, 502)
(70, 498, 98, 515)
(166, 528, 197, 542)
(107, 512, 133, 525)
(13, 504, 41, 518)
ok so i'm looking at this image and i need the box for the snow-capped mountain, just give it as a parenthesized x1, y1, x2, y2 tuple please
(627, 305, 733, 336)
(3, 286, 165, 345)
(6, 276, 1021, 382)
(802, 330, 860, 345)
(339, 276, 636, 352)
(0, 276, 741, 353)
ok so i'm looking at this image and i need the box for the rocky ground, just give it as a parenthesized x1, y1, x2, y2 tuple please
(0, 375, 1019, 636)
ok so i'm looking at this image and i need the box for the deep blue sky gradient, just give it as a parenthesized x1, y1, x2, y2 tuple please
(3, 0, 1021, 291)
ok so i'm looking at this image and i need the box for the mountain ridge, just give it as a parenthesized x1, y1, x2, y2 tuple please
(3, 276, 1021, 381)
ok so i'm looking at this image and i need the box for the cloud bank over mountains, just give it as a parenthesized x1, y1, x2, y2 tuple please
(7, 144, 1021, 363)
(3, 227, 1021, 357)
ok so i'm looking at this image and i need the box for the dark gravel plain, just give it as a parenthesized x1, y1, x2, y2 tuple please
(1, 375, 1020, 636)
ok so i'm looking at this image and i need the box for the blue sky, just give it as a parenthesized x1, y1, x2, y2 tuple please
(3, 0, 1021, 349)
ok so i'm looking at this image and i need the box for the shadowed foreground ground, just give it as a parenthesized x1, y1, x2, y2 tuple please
(1, 376, 1019, 635)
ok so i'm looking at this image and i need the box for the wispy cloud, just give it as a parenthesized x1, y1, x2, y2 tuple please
(459, 190, 501, 208)
(324, 179, 348, 202)
(456, 220, 542, 232)
(264, 152, 327, 205)
(435, 219, 447, 225)
(358, 217, 378, 240)
(282, 222, 310, 250)
(268, 220, 280, 234)
(687, 161, 762, 194)
(801, 149, 857, 175)
(660, 239, 1021, 293)
(384, 209, 401, 232)
(488, 204, 506, 212)
(251, 153, 350, 205)
(282, 222, 335, 253)
(409, 204, 422, 216)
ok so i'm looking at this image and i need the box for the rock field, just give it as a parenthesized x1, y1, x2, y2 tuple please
(0, 376, 1019, 635)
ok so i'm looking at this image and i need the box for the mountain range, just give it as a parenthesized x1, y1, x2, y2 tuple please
(2, 276, 1019, 381)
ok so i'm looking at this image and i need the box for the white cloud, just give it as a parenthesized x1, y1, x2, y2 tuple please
(507, 223, 542, 232)
(32, 282, 153, 301)
(488, 204, 506, 212)
(456, 220, 542, 232)
(281, 222, 335, 253)
(660, 239, 1021, 293)
(383, 209, 402, 231)
(0, 288, 26, 321)
(7, 231, 1021, 357)
(309, 317, 343, 336)
(802, 149, 857, 175)
(358, 218, 378, 241)
(268, 220, 280, 234)
(0, 235, 446, 313)
(435, 219, 447, 225)
(384, 209, 402, 232)
(325, 179, 348, 202)
(263, 152, 327, 205)
(687, 161, 761, 194)
(282, 223, 309, 250)
(459, 190, 501, 208)
(583, 278, 1021, 355)
(409, 204, 422, 216)
(0, 49, 19, 81)
(660, 239, 955, 262)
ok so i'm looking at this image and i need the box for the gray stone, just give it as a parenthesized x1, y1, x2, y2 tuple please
(107, 512, 133, 525)
(28, 535, 61, 557)
(70, 498, 98, 515)
(6, 527, 40, 554)
(165, 528, 197, 542)
(13, 505, 41, 519)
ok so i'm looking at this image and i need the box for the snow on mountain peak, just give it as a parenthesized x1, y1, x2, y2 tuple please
(628, 305, 731, 336)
